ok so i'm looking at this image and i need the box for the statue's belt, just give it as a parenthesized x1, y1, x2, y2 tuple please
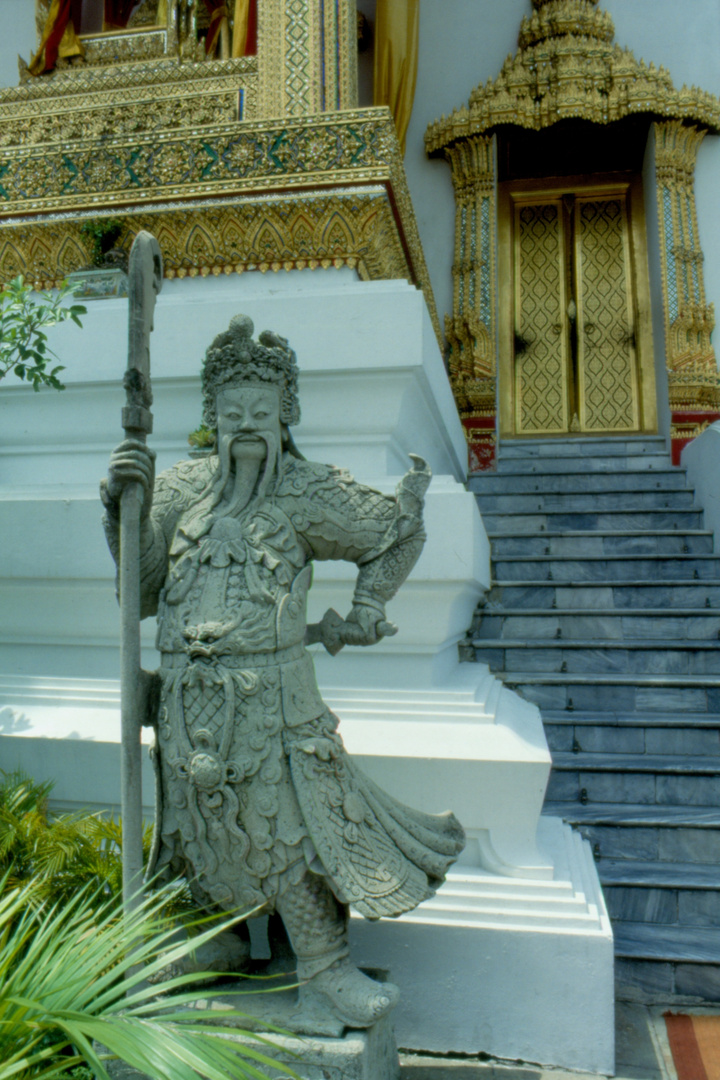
(159, 640, 306, 670)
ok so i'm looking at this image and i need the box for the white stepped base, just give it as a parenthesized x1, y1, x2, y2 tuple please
(0, 664, 554, 881)
(0, 676, 614, 1073)
(351, 816, 615, 1076)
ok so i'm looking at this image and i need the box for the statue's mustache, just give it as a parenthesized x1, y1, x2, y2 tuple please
(207, 429, 280, 513)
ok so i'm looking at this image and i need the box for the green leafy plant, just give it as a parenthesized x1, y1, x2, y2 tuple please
(0, 277, 85, 392)
(79, 219, 126, 268)
(0, 770, 193, 921)
(0, 879, 292, 1080)
(188, 424, 217, 450)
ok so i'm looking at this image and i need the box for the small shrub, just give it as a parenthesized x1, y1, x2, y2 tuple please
(188, 423, 217, 450)
(79, 219, 126, 268)
(0, 277, 85, 391)
(0, 770, 193, 920)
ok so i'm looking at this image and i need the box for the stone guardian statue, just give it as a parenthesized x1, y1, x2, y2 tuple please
(101, 315, 465, 1029)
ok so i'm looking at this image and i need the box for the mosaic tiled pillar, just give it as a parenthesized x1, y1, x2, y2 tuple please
(654, 120, 720, 463)
(258, 0, 358, 118)
(443, 134, 497, 470)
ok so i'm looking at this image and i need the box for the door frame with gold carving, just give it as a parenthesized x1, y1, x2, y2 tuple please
(498, 174, 657, 439)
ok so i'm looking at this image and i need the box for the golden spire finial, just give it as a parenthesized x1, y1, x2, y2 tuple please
(531, 0, 599, 7)
(519, 0, 613, 49)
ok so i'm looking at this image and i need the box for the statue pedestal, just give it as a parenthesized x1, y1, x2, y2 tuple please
(102, 980, 399, 1080)
(0, 271, 614, 1074)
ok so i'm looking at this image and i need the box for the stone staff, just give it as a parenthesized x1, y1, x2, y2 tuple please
(119, 232, 162, 912)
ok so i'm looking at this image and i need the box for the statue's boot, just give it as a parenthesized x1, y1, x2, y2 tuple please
(277, 871, 399, 1028)
(147, 926, 251, 984)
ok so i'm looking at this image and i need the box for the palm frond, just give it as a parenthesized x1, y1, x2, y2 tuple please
(0, 880, 299, 1080)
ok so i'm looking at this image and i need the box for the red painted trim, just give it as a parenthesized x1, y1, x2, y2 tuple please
(44, 0, 74, 72)
(464, 415, 497, 473)
(245, 0, 257, 54)
(671, 409, 720, 465)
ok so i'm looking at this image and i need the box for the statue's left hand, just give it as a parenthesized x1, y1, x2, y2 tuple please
(306, 604, 398, 654)
(339, 603, 398, 647)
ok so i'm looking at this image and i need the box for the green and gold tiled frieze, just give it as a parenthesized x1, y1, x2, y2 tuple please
(0, 104, 439, 342)
(0, 112, 397, 215)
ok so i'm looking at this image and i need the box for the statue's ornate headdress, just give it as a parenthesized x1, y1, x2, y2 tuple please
(201, 314, 301, 429)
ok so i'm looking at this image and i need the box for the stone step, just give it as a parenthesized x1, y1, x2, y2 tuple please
(613, 921, 720, 964)
(482, 508, 705, 532)
(542, 709, 720, 728)
(498, 436, 668, 460)
(498, 434, 669, 455)
(494, 555, 720, 581)
(473, 640, 720, 675)
(547, 758, 720, 807)
(486, 435, 720, 995)
(472, 610, 720, 641)
(546, 720, 720, 756)
(552, 751, 720, 775)
(470, 470, 687, 494)
(543, 802, 720, 865)
(544, 801, 720, 828)
(494, 453, 674, 475)
(475, 489, 696, 512)
(500, 672, 720, 714)
(489, 580, 720, 609)
(599, 858, 720, 890)
(488, 530, 715, 557)
(605, 884, 720, 928)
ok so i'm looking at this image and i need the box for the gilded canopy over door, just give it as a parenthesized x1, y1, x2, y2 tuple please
(426, 0, 720, 466)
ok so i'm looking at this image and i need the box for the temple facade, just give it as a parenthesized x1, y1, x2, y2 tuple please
(2, 0, 720, 1067)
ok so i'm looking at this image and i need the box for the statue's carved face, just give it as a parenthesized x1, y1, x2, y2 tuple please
(216, 384, 281, 465)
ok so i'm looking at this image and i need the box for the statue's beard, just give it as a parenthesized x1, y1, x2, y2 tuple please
(212, 428, 282, 514)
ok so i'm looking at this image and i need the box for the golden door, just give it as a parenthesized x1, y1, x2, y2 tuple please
(499, 180, 656, 437)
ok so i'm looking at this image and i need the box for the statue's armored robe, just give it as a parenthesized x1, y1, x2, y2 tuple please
(103, 454, 464, 919)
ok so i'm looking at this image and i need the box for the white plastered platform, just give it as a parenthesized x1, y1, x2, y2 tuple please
(0, 273, 614, 1074)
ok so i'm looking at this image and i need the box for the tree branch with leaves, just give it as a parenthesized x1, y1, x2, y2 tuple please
(0, 277, 86, 392)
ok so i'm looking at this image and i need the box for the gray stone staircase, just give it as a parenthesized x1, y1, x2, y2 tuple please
(467, 435, 720, 1001)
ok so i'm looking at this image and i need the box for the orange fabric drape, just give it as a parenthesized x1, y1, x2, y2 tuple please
(29, 0, 84, 75)
(206, 0, 256, 58)
(373, 0, 419, 155)
(231, 0, 257, 58)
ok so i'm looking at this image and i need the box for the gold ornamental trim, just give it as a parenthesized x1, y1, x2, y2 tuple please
(425, 0, 720, 154)
(4, 3, 440, 346)
(442, 135, 497, 421)
(0, 187, 408, 285)
(0, 102, 439, 342)
(667, 370, 720, 412)
(10, 55, 257, 103)
(0, 109, 401, 217)
(670, 418, 714, 444)
(654, 119, 720, 403)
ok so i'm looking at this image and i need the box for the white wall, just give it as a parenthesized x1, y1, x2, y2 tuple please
(404, 0, 525, 327)
(0, 0, 36, 87)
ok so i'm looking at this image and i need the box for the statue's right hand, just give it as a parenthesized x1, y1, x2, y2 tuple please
(106, 439, 156, 515)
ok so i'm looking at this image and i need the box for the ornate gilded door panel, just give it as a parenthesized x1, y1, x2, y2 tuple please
(514, 201, 570, 434)
(501, 180, 654, 438)
(576, 197, 639, 432)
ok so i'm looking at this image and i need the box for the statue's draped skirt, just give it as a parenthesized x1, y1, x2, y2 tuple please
(152, 646, 464, 920)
